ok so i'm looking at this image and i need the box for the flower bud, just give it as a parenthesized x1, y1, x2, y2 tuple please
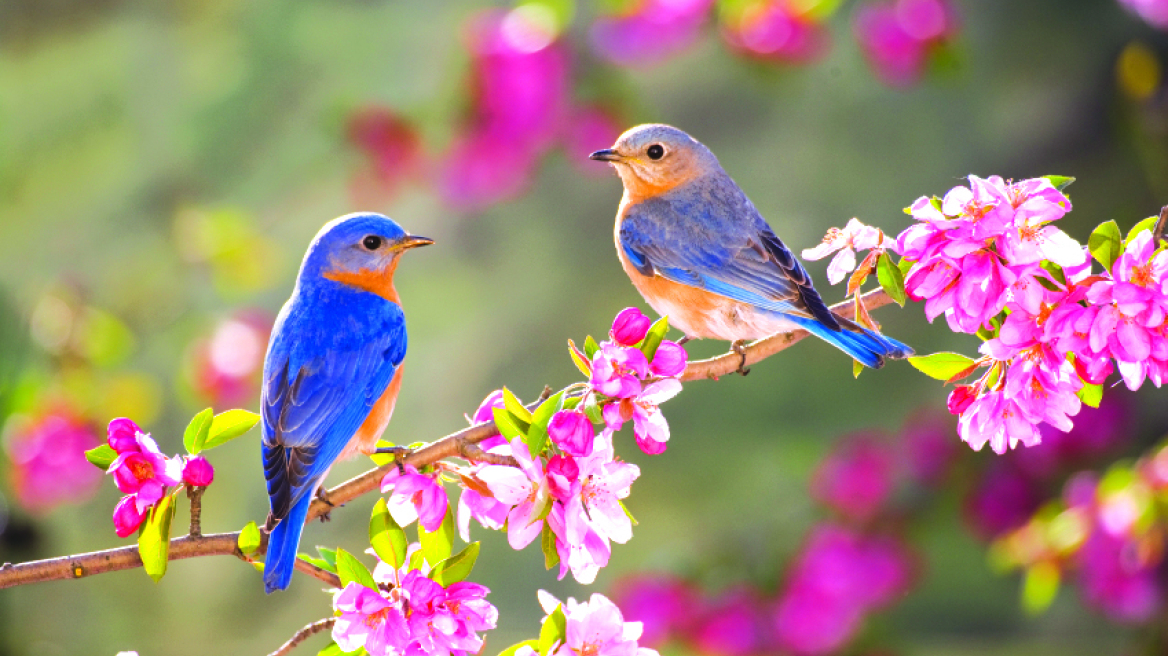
(947, 385, 976, 415)
(611, 307, 651, 346)
(107, 418, 142, 453)
(182, 455, 215, 487)
(650, 340, 688, 377)
(548, 410, 595, 457)
(113, 495, 148, 537)
(471, 390, 507, 424)
(546, 455, 579, 501)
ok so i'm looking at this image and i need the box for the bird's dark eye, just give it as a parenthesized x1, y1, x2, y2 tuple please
(646, 144, 665, 160)
(362, 235, 383, 250)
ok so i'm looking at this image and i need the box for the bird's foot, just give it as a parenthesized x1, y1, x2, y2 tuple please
(315, 488, 335, 523)
(374, 445, 412, 475)
(731, 340, 750, 376)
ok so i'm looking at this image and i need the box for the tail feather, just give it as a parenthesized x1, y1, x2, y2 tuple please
(790, 315, 913, 369)
(264, 492, 312, 594)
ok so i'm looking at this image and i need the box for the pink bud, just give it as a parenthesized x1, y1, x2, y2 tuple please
(113, 495, 148, 537)
(650, 340, 688, 377)
(546, 455, 579, 501)
(471, 390, 507, 424)
(107, 418, 142, 453)
(548, 410, 595, 457)
(611, 308, 652, 346)
(947, 386, 976, 415)
(182, 455, 215, 487)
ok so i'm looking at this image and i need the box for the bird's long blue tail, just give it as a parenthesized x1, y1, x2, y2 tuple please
(789, 315, 913, 369)
(263, 491, 312, 594)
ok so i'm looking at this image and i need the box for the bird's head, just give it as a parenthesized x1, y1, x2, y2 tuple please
(589, 124, 721, 200)
(301, 212, 432, 300)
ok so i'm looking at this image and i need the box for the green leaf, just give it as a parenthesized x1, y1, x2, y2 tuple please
(369, 498, 408, 569)
(1042, 175, 1075, 191)
(138, 493, 177, 582)
(567, 340, 592, 377)
(540, 522, 560, 571)
(1087, 220, 1122, 273)
(875, 252, 906, 307)
(316, 546, 338, 570)
(1127, 215, 1159, 244)
(497, 640, 539, 656)
(527, 391, 565, 457)
(503, 387, 532, 423)
(908, 352, 977, 381)
(319, 641, 368, 656)
(492, 406, 527, 441)
(430, 542, 480, 586)
(583, 335, 600, 359)
(538, 604, 568, 656)
(238, 521, 261, 556)
(1022, 561, 1060, 615)
(84, 444, 117, 470)
(1039, 261, 1066, 286)
(335, 547, 378, 590)
(200, 409, 261, 451)
(419, 505, 455, 566)
(183, 407, 214, 454)
(299, 554, 335, 573)
(897, 257, 915, 277)
(408, 548, 426, 572)
(582, 393, 604, 425)
(853, 358, 863, 378)
(1078, 382, 1103, 408)
(639, 316, 669, 361)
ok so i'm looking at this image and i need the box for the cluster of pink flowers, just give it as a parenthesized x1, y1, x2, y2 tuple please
(105, 419, 214, 537)
(332, 543, 498, 656)
(720, 0, 827, 63)
(802, 217, 889, 287)
(530, 590, 661, 656)
(854, 0, 957, 87)
(591, 0, 714, 66)
(3, 409, 103, 513)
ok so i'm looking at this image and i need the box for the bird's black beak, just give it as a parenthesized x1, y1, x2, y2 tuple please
(394, 235, 434, 251)
(588, 148, 621, 162)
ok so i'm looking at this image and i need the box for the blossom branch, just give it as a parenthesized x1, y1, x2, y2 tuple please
(187, 486, 204, 538)
(267, 617, 336, 656)
(1154, 205, 1168, 245)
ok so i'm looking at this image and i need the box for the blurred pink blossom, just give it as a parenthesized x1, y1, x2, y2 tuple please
(346, 106, 423, 201)
(609, 574, 698, 647)
(190, 311, 272, 408)
(4, 411, 102, 513)
(854, 0, 956, 87)
(722, 0, 828, 63)
(1117, 0, 1168, 29)
(591, 0, 714, 66)
(810, 433, 896, 523)
(963, 462, 1042, 541)
(692, 587, 768, 656)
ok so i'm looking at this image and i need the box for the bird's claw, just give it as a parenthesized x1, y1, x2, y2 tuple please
(315, 488, 335, 523)
(732, 340, 750, 376)
(374, 445, 412, 475)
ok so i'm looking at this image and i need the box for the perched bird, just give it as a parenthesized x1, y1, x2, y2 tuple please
(590, 124, 911, 369)
(260, 213, 432, 593)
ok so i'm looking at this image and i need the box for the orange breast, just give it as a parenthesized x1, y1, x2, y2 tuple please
(323, 257, 402, 303)
(342, 364, 405, 459)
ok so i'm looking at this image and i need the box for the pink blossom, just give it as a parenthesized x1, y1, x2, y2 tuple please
(566, 107, 624, 177)
(591, 342, 649, 399)
(549, 410, 596, 457)
(346, 107, 422, 201)
(590, 0, 713, 66)
(402, 571, 498, 656)
(107, 431, 183, 512)
(956, 389, 1042, 454)
(457, 486, 509, 542)
(107, 418, 143, 453)
(802, 218, 885, 285)
(602, 379, 682, 455)
(382, 464, 449, 533)
(470, 390, 506, 423)
(476, 438, 551, 550)
(112, 494, 148, 538)
(611, 307, 652, 346)
(181, 455, 214, 487)
(538, 590, 660, 656)
(721, 0, 827, 63)
(692, 588, 767, 656)
(810, 433, 895, 523)
(854, 0, 956, 87)
(5, 412, 102, 513)
(563, 438, 640, 547)
(548, 503, 612, 584)
(649, 340, 688, 377)
(332, 583, 409, 656)
(546, 454, 580, 501)
(900, 413, 958, 486)
(609, 574, 697, 647)
(189, 311, 272, 407)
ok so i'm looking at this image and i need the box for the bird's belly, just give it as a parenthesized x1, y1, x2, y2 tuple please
(341, 365, 405, 460)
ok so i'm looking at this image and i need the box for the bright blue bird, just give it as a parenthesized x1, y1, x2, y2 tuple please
(589, 124, 912, 370)
(261, 212, 431, 593)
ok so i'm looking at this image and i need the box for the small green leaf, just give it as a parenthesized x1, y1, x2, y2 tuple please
(369, 498, 408, 569)
(1042, 175, 1076, 191)
(875, 251, 907, 307)
(1127, 215, 1159, 244)
(335, 547, 378, 590)
(497, 640, 539, 656)
(299, 554, 335, 573)
(908, 352, 977, 381)
(539, 605, 568, 656)
(419, 505, 455, 566)
(408, 548, 426, 571)
(1078, 381, 1103, 408)
(527, 391, 565, 457)
(139, 493, 177, 582)
(84, 444, 117, 470)
(183, 408, 214, 454)
(582, 393, 604, 425)
(1087, 220, 1122, 273)
(1022, 561, 1060, 615)
(369, 439, 397, 467)
(316, 546, 338, 570)
(200, 409, 261, 451)
(540, 522, 559, 571)
(1039, 261, 1066, 286)
(503, 387, 532, 423)
(430, 542, 481, 586)
(567, 340, 592, 377)
(492, 406, 528, 442)
(238, 521, 261, 556)
(583, 335, 600, 359)
(897, 257, 915, 277)
(853, 359, 863, 378)
(639, 316, 669, 361)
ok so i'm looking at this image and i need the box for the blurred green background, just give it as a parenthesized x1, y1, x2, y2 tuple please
(2, 1, 1168, 654)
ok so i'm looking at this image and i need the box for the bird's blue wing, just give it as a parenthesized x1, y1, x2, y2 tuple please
(261, 297, 407, 523)
(619, 183, 840, 330)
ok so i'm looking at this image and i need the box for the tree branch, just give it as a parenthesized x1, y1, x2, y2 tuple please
(1154, 205, 1168, 245)
(0, 288, 899, 590)
(268, 618, 336, 656)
